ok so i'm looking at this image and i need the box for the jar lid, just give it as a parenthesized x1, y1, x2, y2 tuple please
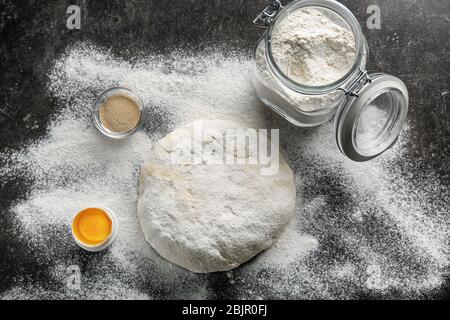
(334, 73, 409, 161)
(264, 0, 365, 95)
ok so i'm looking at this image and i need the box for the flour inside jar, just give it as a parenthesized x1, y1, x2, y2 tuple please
(270, 7, 356, 86)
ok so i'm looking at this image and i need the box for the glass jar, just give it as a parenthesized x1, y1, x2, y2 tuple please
(251, 0, 409, 161)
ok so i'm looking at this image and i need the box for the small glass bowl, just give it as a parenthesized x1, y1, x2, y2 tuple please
(71, 207, 119, 252)
(92, 87, 144, 139)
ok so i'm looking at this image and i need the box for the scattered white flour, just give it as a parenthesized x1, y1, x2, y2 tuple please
(0, 43, 448, 299)
(138, 119, 296, 273)
(253, 7, 361, 114)
(355, 103, 390, 147)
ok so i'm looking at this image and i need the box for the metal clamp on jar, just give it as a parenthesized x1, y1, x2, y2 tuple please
(251, 0, 409, 161)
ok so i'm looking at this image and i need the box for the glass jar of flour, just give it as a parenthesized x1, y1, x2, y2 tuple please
(251, 0, 409, 161)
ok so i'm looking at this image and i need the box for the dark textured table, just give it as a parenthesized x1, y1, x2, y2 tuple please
(0, 0, 449, 300)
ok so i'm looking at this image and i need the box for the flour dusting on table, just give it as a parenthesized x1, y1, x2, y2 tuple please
(0, 43, 448, 299)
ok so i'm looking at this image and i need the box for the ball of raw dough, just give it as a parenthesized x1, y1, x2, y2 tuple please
(138, 119, 296, 272)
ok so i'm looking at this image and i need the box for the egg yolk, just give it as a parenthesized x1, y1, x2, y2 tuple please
(72, 208, 112, 245)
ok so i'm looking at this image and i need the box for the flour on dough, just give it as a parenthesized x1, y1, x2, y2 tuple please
(138, 119, 296, 273)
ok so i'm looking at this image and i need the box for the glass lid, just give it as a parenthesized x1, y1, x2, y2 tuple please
(265, 0, 365, 95)
(334, 73, 409, 162)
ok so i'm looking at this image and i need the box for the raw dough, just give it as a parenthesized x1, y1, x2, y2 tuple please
(138, 119, 296, 272)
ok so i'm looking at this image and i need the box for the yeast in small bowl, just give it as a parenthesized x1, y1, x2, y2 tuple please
(92, 87, 144, 139)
